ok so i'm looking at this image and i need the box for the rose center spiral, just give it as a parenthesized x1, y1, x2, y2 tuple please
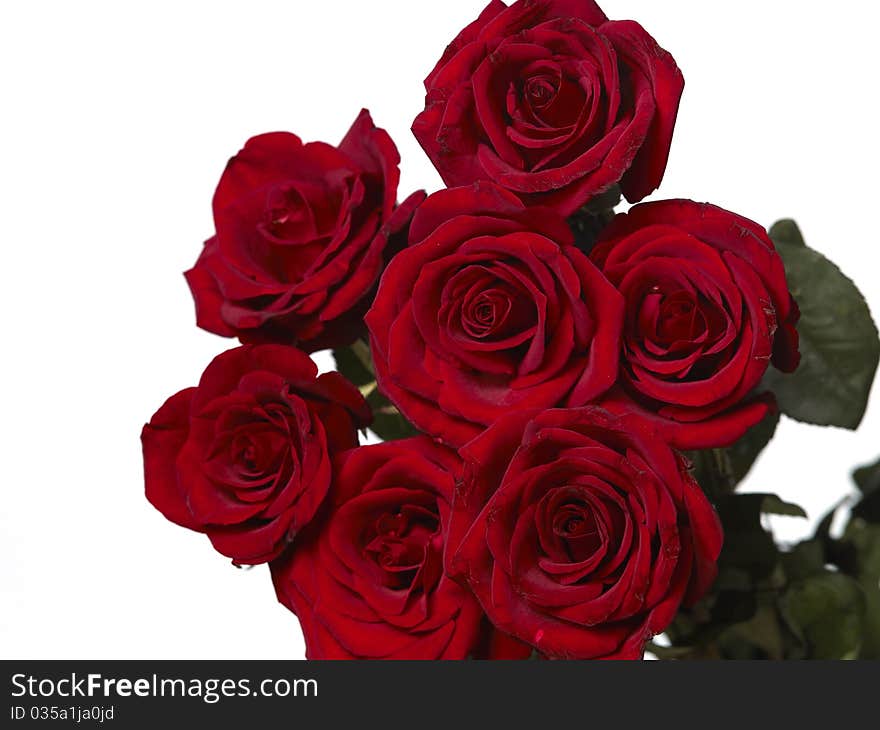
(264, 184, 311, 240)
(364, 504, 440, 588)
(524, 74, 559, 110)
(552, 501, 603, 561)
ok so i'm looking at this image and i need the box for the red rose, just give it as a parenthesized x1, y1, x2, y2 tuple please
(365, 182, 623, 448)
(141, 345, 370, 564)
(412, 0, 683, 215)
(271, 438, 483, 659)
(185, 109, 425, 352)
(591, 200, 800, 449)
(447, 406, 722, 659)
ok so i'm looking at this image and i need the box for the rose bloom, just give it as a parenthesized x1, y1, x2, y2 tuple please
(413, 0, 683, 215)
(271, 438, 484, 659)
(447, 406, 723, 659)
(186, 109, 425, 352)
(365, 182, 623, 448)
(142, 345, 370, 564)
(591, 199, 800, 449)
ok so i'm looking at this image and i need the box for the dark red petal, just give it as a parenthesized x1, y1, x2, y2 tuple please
(407, 182, 526, 245)
(602, 21, 684, 203)
(338, 108, 400, 221)
(422, 0, 508, 90)
(184, 238, 237, 338)
(544, 0, 607, 26)
(478, 627, 536, 659)
(207, 515, 293, 565)
(193, 345, 318, 412)
(600, 388, 774, 450)
(681, 469, 724, 605)
(142, 388, 203, 531)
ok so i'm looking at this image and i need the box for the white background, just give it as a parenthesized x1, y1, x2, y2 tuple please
(1, 0, 878, 659)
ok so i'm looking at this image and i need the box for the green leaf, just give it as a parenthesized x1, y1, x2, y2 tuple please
(664, 584, 762, 655)
(769, 218, 806, 248)
(721, 602, 786, 660)
(581, 184, 622, 216)
(686, 412, 780, 498)
(366, 388, 420, 441)
(712, 568, 754, 592)
(713, 493, 805, 586)
(760, 494, 808, 519)
(762, 238, 880, 429)
(685, 449, 734, 500)
(853, 457, 880, 524)
(840, 519, 880, 658)
(646, 642, 694, 660)
(685, 449, 732, 501)
(854, 456, 880, 496)
(334, 341, 421, 441)
(332, 341, 375, 387)
(781, 539, 825, 581)
(568, 185, 621, 255)
(726, 411, 781, 483)
(714, 494, 780, 581)
(854, 492, 880, 525)
(779, 572, 865, 659)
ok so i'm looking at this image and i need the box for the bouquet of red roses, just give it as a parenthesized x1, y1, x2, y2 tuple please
(142, 0, 880, 660)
